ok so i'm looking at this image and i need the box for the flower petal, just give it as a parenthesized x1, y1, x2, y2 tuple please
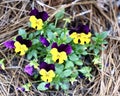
(48, 70, 55, 77)
(30, 8, 39, 16)
(40, 36, 50, 47)
(24, 64, 34, 76)
(51, 42, 58, 49)
(29, 16, 37, 23)
(4, 40, 15, 49)
(38, 11, 49, 21)
(45, 83, 50, 88)
(39, 69, 47, 76)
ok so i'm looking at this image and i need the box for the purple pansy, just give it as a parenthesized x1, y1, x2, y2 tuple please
(69, 23, 90, 34)
(4, 40, 15, 49)
(16, 36, 32, 47)
(51, 42, 72, 55)
(30, 8, 49, 21)
(45, 83, 50, 88)
(40, 36, 50, 47)
(24, 64, 34, 76)
(39, 62, 55, 71)
(16, 87, 25, 92)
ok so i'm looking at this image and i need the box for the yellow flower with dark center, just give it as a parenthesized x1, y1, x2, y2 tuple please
(39, 69, 55, 82)
(14, 41, 28, 56)
(70, 32, 91, 45)
(50, 48, 67, 64)
(29, 16, 43, 30)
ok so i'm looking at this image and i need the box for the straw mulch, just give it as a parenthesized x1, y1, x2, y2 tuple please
(0, 0, 120, 96)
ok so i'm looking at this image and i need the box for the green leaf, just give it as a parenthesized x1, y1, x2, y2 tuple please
(22, 83, 31, 91)
(32, 39, 40, 45)
(69, 54, 79, 61)
(79, 66, 92, 78)
(18, 28, 27, 39)
(65, 61, 74, 69)
(79, 66, 91, 74)
(75, 60, 83, 66)
(62, 69, 72, 77)
(27, 50, 37, 60)
(47, 31, 55, 40)
(100, 32, 108, 39)
(94, 48, 100, 55)
(30, 60, 39, 69)
(28, 33, 34, 40)
(55, 64, 64, 74)
(60, 83, 69, 90)
(37, 82, 48, 91)
(55, 9, 65, 20)
(0, 59, 5, 70)
(65, 37, 72, 43)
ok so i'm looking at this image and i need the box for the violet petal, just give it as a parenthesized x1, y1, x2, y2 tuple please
(51, 42, 58, 49)
(38, 11, 49, 21)
(40, 36, 50, 47)
(39, 62, 55, 71)
(4, 40, 15, 49)
(16, 87, 25, 92)
(16, 36, 32, 47)
(45, 83, 50, 88)
(63, 44, 72, 55)
(24, 64, 34, 76)
(30, 8, 39, 16)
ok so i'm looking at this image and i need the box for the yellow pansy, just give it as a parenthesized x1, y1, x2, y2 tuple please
(29, 16, 43, 30)
(50, 48, 67, 64)
(70, 32, 91, 45)
(14, 41, 28, 56)
(39, 69, 55, 82)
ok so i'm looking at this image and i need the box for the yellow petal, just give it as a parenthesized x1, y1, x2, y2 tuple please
(87, 32, 92, 37)
(70, 32, 77, 39)
(50, 48, 58, 55)
(14, 41, 21, 47)
(58, 52, 67, 64)
(29, 16, 37, 23)
(41, 76, 47, 82)
(31, 22, 37, 29)
(22, 45, 28, 51)
(85, 38, 90, 44)
(73, 38, 79, 44)
(20, 51, 25, 56)
(52, 55, 58, 62)
(47, 77, 52, 82)
(39, 69, 47, 76)
(48, 70, 55, 77)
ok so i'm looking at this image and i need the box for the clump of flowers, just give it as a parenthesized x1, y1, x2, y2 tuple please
(2, 7, 108, 91)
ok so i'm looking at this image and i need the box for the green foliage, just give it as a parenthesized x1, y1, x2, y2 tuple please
(55, 9, 65, 20)
(37, 82, 48, 91)
(79, 66, 92, 79)
(22, 83, 31, 91)
(18, 28, 27, 39)
(0, 59, 5, 70)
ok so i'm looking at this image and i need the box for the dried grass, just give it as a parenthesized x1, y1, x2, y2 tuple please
(0, 0, 120, 96)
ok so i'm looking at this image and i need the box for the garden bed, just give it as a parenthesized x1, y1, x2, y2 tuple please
(0, 0, 120, 96)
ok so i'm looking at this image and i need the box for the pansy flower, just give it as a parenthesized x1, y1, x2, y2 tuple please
(14, 41, 28, 56)
(68, 23, 92, 45)
(39, 62, 55, 83)
(4, 40, 15, 49)
(30, 8, 49, 21)
(14, 36, 32, 56)
(39, 35, 50, 47)
(29, 8, 49, 30)
(16, 36, 32, 47)
(50, 43, 72, 64)
(24, 64, 34, 76)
